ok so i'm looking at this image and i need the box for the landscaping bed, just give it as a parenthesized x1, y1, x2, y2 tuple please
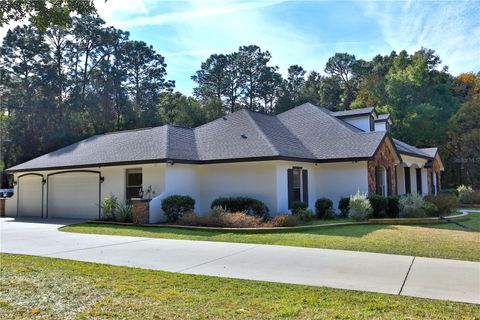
(87, 212, 469, 231)
(2, 254, 478, 319)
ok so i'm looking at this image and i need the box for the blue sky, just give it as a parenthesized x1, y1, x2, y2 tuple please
(3, 0, 480, 94)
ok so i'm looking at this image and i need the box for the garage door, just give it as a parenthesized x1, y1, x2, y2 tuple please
(18, 174, 43, 217)
(48, 171, 100, 219)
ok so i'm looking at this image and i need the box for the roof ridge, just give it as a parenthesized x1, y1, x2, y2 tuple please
(243, 109, 279, 156)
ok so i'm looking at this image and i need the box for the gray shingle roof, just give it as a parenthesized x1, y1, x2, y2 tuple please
(419, 147, 438, 158)
(393, 139, 431, 159)
(376, 114, 391, 121)
(331, 107, 375, 118)
(8, 103, 414, 172)
(278, 103, 386, 160)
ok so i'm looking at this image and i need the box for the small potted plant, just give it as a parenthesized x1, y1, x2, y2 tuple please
(143, 185, 156, 200)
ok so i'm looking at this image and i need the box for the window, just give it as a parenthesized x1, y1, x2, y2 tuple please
(126, 169, 142, 200)
(287, 168, 308, 209)
(376, 166, 387, 196)
(370, 115, 375, 131)
(292, 168, 302, 202)
(404, 167, 411, 194)
(416, 168, 422, 194)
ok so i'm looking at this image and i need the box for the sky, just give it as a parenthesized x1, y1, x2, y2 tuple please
(2, 0, 480, 95)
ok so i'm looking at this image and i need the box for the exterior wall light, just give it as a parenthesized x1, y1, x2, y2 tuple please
(100, 177, 105, 183)
(42, 179, 47, 185)
(13, 181, 17, 186)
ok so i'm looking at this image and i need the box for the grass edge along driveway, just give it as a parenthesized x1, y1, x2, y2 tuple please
(1, 254, 479, 319)
(61, 210, 480, 262)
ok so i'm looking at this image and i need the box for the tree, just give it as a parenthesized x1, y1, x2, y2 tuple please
(0, 0, 97, 29)
(158, 92, 205, 128)
(238, 45, 272, 110)
(258, 66, 282, 112)
(324, 53, 359, 108)
(443, 93, 480, 188)
(191, 54, 229, 101)
(120, 40, 174, 127)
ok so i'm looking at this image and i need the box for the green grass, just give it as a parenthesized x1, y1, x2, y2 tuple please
(62, 211, 480, 262)
(1, 254, 479, 319)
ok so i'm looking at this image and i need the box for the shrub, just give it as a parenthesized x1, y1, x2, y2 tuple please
(315, 198, 334, 219)
(368, 195, 388, 218)
(386, 196, 400, 218)
(266, 214, 299, 227)
(161, 195, 195, 222)
(117, 202, 133, 222)
(457, 185, 480, 204)
(424, 194, 458, 215)
(217, 211, 264, 228)
(294, 208, 315, 221)
(348, 191, 372, 221)
(100, 195, 119, 221)
(422, 201, 439, 217)
(439, 188, 458, 196)
(292, 201, 308, 214)
(399, 193, 425, 218)
(338, 197, 350, 217)
(211, 197, 269, 217)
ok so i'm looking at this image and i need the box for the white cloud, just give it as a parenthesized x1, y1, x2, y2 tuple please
(362, 1, 480, 75)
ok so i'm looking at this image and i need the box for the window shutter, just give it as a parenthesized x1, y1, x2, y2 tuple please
(302, 169, 308, 205)
(287, 169, 293, 209)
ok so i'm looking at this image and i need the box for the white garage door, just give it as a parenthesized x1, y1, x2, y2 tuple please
(48, 172, 99, 219)
(18, 175, 43, 217)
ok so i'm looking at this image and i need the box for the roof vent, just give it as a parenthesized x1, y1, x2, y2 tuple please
(241, 134, 247, 139)
(222, 116, 227, 120)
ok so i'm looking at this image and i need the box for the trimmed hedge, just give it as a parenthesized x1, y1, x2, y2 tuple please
(386, 196, 400, 218)
(292, 201, 308, 214)
(211, 197, 269, 217)
(315, 198, 334, 219)
(368, 195, 388, 218)
(161, 195, 195, 222)
(338, 197, 350, 217)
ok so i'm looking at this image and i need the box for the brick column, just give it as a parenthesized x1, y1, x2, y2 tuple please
(132, 199, 150, 225)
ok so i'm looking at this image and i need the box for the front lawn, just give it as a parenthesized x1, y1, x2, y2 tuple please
(1, 254, 478, 319)
(61, 211, 480, 261)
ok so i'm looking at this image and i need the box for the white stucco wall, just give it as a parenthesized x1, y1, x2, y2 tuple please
(197, 161, 278, 214)
(314, 161, 369, 212)
(343, 116, 371, 132)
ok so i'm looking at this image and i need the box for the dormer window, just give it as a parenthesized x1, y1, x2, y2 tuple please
(370, 115, 375, 132)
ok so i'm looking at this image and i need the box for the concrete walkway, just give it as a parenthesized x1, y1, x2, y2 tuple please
(0, 217, 478, 304)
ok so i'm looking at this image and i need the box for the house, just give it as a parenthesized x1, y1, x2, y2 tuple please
(4, 103, 444, 222)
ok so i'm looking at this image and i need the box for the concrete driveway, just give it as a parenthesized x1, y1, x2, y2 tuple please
(1, 217, 479, 304)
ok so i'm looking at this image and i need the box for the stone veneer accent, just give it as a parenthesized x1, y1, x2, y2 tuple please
(132, 199, 150, 225)
(368, 138, 398, 195)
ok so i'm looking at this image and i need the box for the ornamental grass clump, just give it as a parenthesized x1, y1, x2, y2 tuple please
(457, 185, 480, 204)
(399, 193, 425, 218)
(348, 191, 372, 221)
